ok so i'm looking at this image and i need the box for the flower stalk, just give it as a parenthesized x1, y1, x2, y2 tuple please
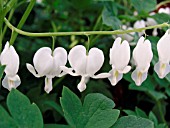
(4, 17, 170, 37)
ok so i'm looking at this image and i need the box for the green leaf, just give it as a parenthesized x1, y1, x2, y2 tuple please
(165, 87, 170, 97)
(44, 101, 64, 116)
(135, 107, 148, 118)
(148, 90, 167, 101)
(156, 123, 168, 128)
(123, 110, 136, 116)
(44, 124, 71, 128)
(0, 65, 5, 79)
(131, 0, 156, 13)
(82, 80, 113, 100)
(149, 111, 158, 126)
(152, 13, 170, 24)
(112, 115, 154, 128)
(7, 89, 43, 128)
(0, 106, 18, 128)
(60, 87, 82, 127)
(102, 6, 121, 30)
(60, 87, 120, 128)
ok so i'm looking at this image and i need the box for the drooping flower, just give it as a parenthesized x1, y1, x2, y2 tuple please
(158, 7, 170, 14)
(131, 37, 153, 86)
(26, 47, 67, 93)
(133, 20, 146, 36)
(108, 37, 131, 85)
(61, 45, 110, 92)
(116, 25, 135, 42)
(154, 29, 170, 78)
(146, 12, 158, 36)
(0, 42, 21, 91)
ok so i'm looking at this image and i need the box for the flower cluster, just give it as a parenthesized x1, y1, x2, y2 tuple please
(1, 29, 170, 93)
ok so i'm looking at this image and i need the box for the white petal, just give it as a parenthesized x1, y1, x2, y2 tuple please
(134, 20, 146, 29)
(154, 61, 170, 79)
(146, 18, 157, 26)
(77, 76, 87, 92)
(2, 75, 21, 91)
(60, 66, 79, 76)
(152, 28, 158, 36)
(157, 29, 170, 63)
(33, 47, 53, 76)
(108, 69, 123, 86)
(45, 77, 53, 93)
(133, 37, 153, 71)
(133, 20, 146, 36)
(26, 63, 41, 77)
(131, 69, 148, 86)
(158, 7, 170, 14)
(110, 38, 131, 70)
(50, 47, 67, 76)
(92, 73, 111, 79)
(117, 27, 135, 42)
(68, 45, 87, 75)
(0, 42, 19, 76)
(118, 66, 131, 74)
(86, 47, 104, 76)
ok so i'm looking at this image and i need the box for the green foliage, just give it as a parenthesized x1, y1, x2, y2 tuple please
(152, 13, 170, 24)
(102, 2, 121, 30)
(0, 65, 5, 79)
(0, 106, 18, 128)
(0, 0, 170, 127)
(112, 115, 154, 128)
(0, 89, 43, 128)
(131, 0, 156, 13)
(60, 87, 120, 128)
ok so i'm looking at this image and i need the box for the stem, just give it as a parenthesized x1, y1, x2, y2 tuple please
(86, 35, 90, 54)
(0, 0, 4, 52)
(156, 0, 170, 9)
(52, 36, 55, 52)
(2, 8, 15, 40)
(146, 92, 167, 124)
(9, 0, 36, 45)
(4, 0, 17, 16)
(4, 18, 170, 37)
(157, 100, 166, 123)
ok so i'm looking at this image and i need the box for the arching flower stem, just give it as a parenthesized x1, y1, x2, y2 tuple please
(4, 17, 170, 37)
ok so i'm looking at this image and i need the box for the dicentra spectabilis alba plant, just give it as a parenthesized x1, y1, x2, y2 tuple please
(133, 20, 146, 36)
(26, 47, 67, 93)
(0, 42, 21, 91)
(131, 36, 153, 86)
(61, 45, 110, 92)
(158, 7, 170, 14)
(116, 25, 135, 42)
(108, 37, 131, 85)
(154, 29, 170, 78)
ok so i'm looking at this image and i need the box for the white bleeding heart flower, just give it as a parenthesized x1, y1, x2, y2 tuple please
(108, 37, 131, 85)
(26, 47, 67, 93)
(158, 7, 170, 14)
(131, 37, 153, 86)
(116, 25, 135, 42)
(134, 20, 146, 36)
(154, 29, 170, 78)
(0, 42, 21, 91)
(61, 45, 110, 92)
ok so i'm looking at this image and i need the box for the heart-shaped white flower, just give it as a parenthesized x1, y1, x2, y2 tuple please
(131, 36, 153, 86)
(0, 42, 21, 91)
(108, 37, 131, 85)
(26, 47, 67, 93)
(133, 20, 146, 36)
(154, 29, 170, 78)
(61, 45, 110, 92)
